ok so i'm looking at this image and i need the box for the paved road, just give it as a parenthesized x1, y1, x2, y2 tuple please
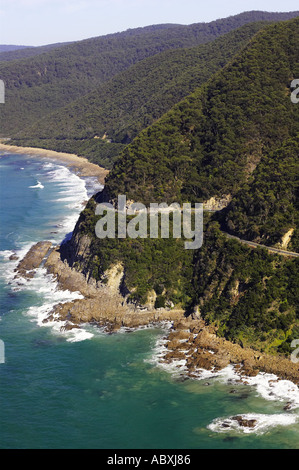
(224, 232, 299, 258)
(97, 203, 298, 258)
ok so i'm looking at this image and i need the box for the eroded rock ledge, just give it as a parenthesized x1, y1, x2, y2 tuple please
(18, 241, 184, 332)
(15, 241, 52, 278)
(15, 241, 299, 386)
(161, 318, 299, 386)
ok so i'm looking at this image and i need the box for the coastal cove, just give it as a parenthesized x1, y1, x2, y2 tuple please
(0, 149, 299, 448)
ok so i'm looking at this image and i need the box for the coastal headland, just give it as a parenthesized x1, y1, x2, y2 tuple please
(3, 144, 299, 388)
(13, 240, 299, 388)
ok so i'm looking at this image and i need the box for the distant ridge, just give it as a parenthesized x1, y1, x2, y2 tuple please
(0, 42, 74, 61)
(11, 21, 271, 168)
(0, 45, 31, 53)
(1, 10, 298, 140)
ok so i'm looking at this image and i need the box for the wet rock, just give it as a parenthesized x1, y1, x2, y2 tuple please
(232, 416, 257, 428)
(221, 422, 231, 429)
(163, 350, 186, 362)
(60, 322, 78, 332)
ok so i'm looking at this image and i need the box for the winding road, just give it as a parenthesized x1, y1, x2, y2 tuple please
(223, 232, 299, 258)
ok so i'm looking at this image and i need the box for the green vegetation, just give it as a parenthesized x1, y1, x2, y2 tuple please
(10, 22, 269, 168)
(218, 136, 299, 251)
(2, 14, 298, 355)
(1, 11, 298, 145)
(105, 18, 299, 215)
(10, 137, 124, 170)
(64, 17, 299, 355)
(0, 45, 32, 54)
(68, 197, 195, 306)
(0, 43, 73, 61)
(68, 199, 298, 353)
(192, 222, 299, 352)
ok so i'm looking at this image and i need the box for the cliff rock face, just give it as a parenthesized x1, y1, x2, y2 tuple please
(203, 195, 232, 211)
(104, 263, 124, 294)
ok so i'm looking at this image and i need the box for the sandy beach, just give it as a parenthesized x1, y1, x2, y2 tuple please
(0, 143, 109, 185)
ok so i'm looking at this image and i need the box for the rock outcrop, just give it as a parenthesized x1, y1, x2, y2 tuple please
(15, 241, 52, 278)
(160, 318, 299, 385)
(15, 240, 299, 386)
(16, 241, 184, 332)
(203, 194, 232, 211)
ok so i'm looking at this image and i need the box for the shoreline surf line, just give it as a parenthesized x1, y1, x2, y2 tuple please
(0, 143, 109, 185)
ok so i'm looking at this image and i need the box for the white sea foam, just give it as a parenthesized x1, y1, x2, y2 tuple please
(146, 329, 241, 381)
(0, 242, 36, 284)
(0, 249, 94, 342)
(0, 159, 103, 342)
(0, 250, 16, 260)
(208, 413, 298, 435)
(29, 180, 44, 189)
(40, 162, 102, 242)
(245, 372, 299, 410)
(16, 266, 94, 342)
(147, 328, 299, 434)
(145, 329, 188, 377)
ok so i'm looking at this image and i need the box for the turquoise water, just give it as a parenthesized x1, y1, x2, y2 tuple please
(0, 152, 299, 449)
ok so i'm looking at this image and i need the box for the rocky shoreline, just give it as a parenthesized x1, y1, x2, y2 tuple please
(14, 241, 299, 388)
(160, 318, 299, 386)
(14, 241, 184, 332)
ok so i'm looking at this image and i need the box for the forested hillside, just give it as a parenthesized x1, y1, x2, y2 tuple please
(218, 137, 299, 251)
(11, 22, 269, 169)
(1, 13, 298, 354)
(1, 10, 298, 138)
(0, 42, 73, 62)
(105, 18, 299, 210)
(64, 17, 299, 354)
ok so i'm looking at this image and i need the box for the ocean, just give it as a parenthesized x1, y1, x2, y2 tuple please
(0, 151, 299, 449)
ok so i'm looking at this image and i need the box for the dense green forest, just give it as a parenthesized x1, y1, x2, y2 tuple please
(1, 11, 298, 138)
(105, 19, 299, 211)
(63, 17, 299, 355)
(191, 222, 299, 353)
(66, 196, 195, 308)
(67, 199, 299, 354)
(11, 22, 270, 168)
(1, 13, 298, 355)
(218, 136, 299, 251)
